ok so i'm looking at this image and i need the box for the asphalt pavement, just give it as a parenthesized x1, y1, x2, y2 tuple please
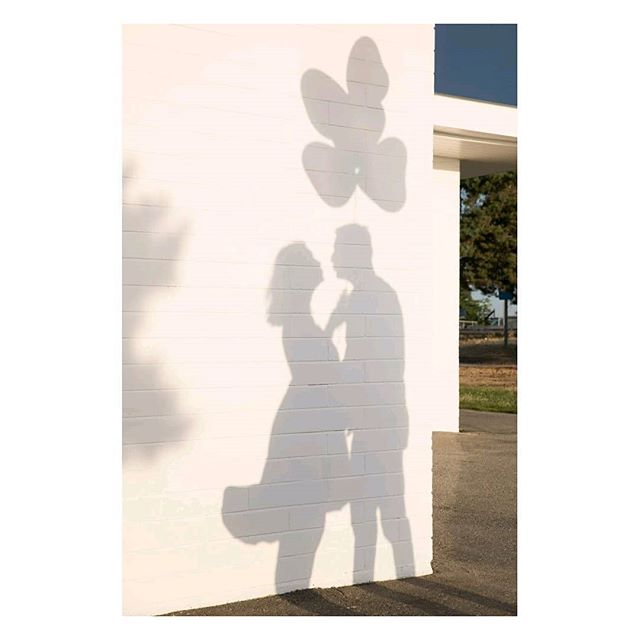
(165, 409, 517, 616)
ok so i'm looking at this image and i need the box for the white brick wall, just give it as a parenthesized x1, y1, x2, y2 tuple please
(123, 24, 457, 615)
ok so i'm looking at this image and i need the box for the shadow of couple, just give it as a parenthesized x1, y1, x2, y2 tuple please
(223, 224, 414, 592)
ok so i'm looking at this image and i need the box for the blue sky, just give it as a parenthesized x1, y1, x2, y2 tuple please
(435, 24, 517, 106)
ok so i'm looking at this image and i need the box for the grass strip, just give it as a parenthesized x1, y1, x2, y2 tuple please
(459, 385, 517, 414)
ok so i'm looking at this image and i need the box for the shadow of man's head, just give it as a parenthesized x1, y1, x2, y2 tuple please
(332, 224, 373, 282)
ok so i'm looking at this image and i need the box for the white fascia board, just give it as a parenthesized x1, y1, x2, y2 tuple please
(433, 94, 517, 176)
(433, 94, 517, 139)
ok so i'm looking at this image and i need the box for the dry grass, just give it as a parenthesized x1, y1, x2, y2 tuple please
(460, 366, 517, 391)
(459, 337, 517, 412)
(459, 336, 517, 365)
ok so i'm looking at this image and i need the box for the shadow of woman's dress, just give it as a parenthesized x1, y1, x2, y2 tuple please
(223, 243, 347, 592)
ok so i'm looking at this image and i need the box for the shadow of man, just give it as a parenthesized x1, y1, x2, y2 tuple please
(325, 224, 415, 583)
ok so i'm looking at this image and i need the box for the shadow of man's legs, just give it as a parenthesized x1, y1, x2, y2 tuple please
(352, 501, 378, 583)
(380, 494, 414, 577)
(352, 495, 415, 583)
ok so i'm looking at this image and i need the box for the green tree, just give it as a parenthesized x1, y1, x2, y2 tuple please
(459, 289, 493, 324)
(460, 171, 517, 302)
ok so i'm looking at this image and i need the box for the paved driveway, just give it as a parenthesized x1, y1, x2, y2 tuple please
(166, 410, 517, 616)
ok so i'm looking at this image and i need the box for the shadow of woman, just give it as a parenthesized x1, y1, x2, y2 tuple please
(223, 243, 348, 592)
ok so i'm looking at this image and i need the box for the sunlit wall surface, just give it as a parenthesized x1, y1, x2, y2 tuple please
(435, 24, 517, 106)
(123, 25, 458, 615)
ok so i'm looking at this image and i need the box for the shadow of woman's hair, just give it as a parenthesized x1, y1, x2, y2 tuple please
(266, 242, 322, 326)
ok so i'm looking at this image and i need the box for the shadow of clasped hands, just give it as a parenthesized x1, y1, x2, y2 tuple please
(223, 228, 414, 591)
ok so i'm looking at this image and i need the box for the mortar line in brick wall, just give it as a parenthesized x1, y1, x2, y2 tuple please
(124, 525, 326, 556)
(122, 341, 407, 347)
(123, 443, 406, 452)
(120, 221, 394, 247)
(125, 506, 411, 529)
(127, 103, 298, 124)
(122, 266, 416, 275)
(123, 358, 405, 366)
(121, 411, 320, 419)
(123, 407, 414, 418)
(125, 90, 389, 117)
(123, 310, 402, 315)
(123, 140, 408, 161)
(124, 491, 417, 517)
(123, 431, 407, 449)
(124, 508, 408, 552)
(170, 24, 238, 38)
(122, 361, 403, 367)
(124, 115, 397, 137)
(124, 255, 376, 267)
(123, 338, 404, 342)
(124, 518, 412, 557)
(122, 403, 408, 421)
(123, 388, 404, 395)
(124, 492, 414, 517)
(122, 402, 410, 420)
(122, 339, 403, 346)
(125, 471, 405, 497)
(124, 448, 409, 461)
(123, 381, 406, 392)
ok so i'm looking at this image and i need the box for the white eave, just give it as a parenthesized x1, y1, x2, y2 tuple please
(433, 94, 517, 178)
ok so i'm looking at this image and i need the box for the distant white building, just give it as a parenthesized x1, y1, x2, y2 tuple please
(471, 289, 518, 321)
(123, 24, 517, 615)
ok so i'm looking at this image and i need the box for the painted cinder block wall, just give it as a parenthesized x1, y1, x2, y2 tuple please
(123, 24, 459, 615)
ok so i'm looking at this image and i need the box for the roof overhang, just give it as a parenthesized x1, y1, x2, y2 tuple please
(433, 94, 517, 178)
